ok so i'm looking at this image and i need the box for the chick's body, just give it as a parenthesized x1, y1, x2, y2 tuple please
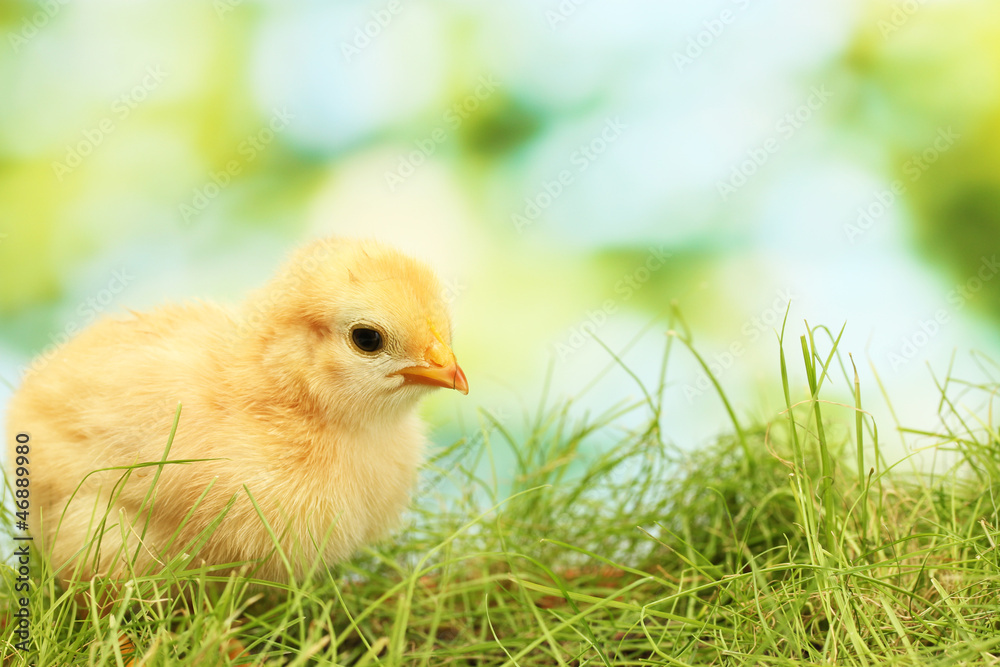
(7, 239, 467, 583)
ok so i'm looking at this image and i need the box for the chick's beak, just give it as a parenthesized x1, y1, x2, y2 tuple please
(397, 343, 469, 395)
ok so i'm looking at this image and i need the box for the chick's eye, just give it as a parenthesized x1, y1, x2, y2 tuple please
(351, 327, 383, 353)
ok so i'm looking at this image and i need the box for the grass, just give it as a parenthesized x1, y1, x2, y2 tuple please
(2, 316, 999, 666)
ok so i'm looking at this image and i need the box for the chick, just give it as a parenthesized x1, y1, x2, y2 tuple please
(6, 237, 468, 586)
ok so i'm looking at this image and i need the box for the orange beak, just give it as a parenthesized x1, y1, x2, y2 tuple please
(396, 340, 469, 395)
(398, 361, 469, 394)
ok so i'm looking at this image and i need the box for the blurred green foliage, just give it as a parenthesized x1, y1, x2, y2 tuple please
(844, 0, 1000, 318)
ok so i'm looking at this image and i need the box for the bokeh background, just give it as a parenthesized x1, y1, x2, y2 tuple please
(3, 0, 1000, 468)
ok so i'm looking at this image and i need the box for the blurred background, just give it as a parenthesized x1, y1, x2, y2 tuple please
(2, 0, 1000, 470)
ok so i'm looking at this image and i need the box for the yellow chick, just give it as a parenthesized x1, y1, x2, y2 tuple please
(6, 237, 468, 586)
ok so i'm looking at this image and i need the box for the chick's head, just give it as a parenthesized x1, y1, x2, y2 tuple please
(248, 238, 468, 424)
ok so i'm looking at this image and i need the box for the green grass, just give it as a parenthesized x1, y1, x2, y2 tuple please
(2, 317, 999, 666)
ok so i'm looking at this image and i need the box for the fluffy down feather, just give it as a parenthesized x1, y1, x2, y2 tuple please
(6, 237, 468, 585)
